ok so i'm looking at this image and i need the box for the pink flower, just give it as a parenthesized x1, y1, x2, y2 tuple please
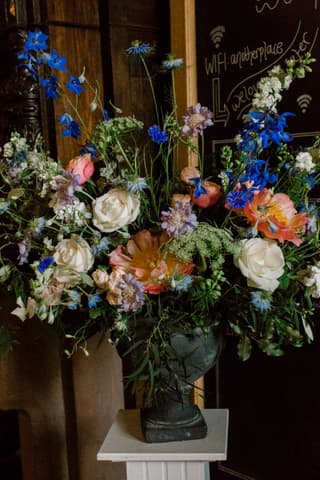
(243, 189, 307, 246)
(191, 181, 222, 208)
(109, 230, 194, 294)
(65, 153, 94, 185)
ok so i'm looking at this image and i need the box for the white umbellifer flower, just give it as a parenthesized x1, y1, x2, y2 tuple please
(51, 197, 92, 227)
(92, 189, 140, 233)
(54, 235, 94, 273)
(299, 262, 320, 298)
(234, 238, 285, 292)
(295, 151, 315, 173)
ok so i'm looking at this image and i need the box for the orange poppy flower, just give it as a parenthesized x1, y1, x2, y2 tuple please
(109, 230, 194, 294)
(243, 188, 307, 246)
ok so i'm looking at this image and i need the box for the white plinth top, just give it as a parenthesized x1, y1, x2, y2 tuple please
(97, 409, 229, 462)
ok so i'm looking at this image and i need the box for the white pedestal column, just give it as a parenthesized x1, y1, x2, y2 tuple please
(97, 409, 229, 480)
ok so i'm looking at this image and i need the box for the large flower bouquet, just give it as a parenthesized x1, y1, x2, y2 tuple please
(0, 31, 319, 400)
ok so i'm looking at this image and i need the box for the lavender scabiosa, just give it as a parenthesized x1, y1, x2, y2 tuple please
(161, 200, 198, 237)
(181, 103, 213, 137)
(119, 273, 145, 312)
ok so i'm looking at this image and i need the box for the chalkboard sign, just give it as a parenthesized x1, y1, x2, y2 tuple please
(195, 0, 320, 156)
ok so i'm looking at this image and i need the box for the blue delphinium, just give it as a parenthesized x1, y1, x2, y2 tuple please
(59, 113, 81, 139)
(67, 75, 85, 96)
(189, 177, 207, 199)
(43, 49, 68, 72)
(24, 31, 48, 52)
(239, 159, 278, 190)
(148, 125, 168, 144)
(40, 76, 59, 99)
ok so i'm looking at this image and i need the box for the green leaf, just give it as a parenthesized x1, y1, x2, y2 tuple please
(237, 335, 252, 361)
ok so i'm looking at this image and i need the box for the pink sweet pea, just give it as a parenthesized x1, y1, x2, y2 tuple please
(66, 153, 94, 185)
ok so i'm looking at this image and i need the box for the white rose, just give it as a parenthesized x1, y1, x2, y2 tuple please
(234, 238, 285, 292)
(53, 235, 94, 273)
(92, 189, 140, 233)
(53, 266, 81, 287)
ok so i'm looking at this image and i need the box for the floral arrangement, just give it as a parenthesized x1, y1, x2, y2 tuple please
(0, 30, 319, 400)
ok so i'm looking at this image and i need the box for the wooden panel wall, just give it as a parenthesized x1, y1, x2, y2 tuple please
(0, 1, 170, 480)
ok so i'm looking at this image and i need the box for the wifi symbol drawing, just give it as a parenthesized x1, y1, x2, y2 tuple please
(297, 94, 312, 114)
(210, 25, 226, 49)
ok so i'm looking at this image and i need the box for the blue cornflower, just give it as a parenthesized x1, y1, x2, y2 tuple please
(88, 293, 103, 308)
(126, 40, 152, 56)
(126, 177, 148, 192)
(66, 75, 85, 96)
(40, 75, 59, 99)
(226, 189, 251, 209)
(59, 113, 81, 139)
(190, 177, 207, 199)
(37, 256, 54, 273)
(24, 31, 48, 52)
(251, 290, 272, 312)
(43, 50, 68, 71)
(148, 125, 168, 144)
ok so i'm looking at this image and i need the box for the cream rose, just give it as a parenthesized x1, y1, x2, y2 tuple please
(234, 238, 285, 292)
(53, 235, 94, 273)
(92, 189, 140, 233)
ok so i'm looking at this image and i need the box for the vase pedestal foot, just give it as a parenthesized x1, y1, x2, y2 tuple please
(141, 404, 207, 443)
(97, 409, 229, 480)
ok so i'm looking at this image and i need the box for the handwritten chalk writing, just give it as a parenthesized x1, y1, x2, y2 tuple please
(230, 41, 283, 68)
(255, 0, 293, 14)
(230, 83, 258, 113)
(291, 29, 319, 59)
(205, 52, 227, 75)
(204, 41, 283, 76)
(212, 77, 230, 126)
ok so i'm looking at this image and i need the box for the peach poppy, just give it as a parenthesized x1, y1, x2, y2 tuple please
(109, 230, 194, 294)
(243, 188, 307, 246)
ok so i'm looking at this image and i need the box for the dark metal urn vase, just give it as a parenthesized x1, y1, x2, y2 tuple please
(118, 324, 223, 443)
